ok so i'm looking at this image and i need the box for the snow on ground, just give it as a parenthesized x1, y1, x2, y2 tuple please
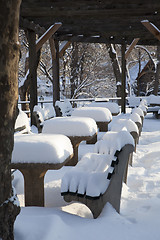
(13, 112, 160, 240)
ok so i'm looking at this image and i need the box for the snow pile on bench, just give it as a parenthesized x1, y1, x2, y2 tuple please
(110, 119, 139, 134)
(15, 109, 31, 134)
(132, 107, 144, 118)
(12, 133, 73, 164)
(130, 112, 142, 125)
(72, 106, 112, 122)
(34, 104, 56, 121)
(61, 129, 134, 198)
(86, 102, 120, 115)
(42, 116, 97, 137)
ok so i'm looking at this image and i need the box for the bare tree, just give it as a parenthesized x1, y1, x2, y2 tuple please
(0, 1, 21, 239)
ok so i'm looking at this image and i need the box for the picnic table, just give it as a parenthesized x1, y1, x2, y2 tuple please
(42, 116, 98, 166)
(11, 133, 73, 207)
(72, 106, 112, 132)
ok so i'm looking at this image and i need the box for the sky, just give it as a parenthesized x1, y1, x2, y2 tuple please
(13, 110, 160, 240)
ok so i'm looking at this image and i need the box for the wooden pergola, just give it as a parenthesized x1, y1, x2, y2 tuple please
(20, 0, 160, 119)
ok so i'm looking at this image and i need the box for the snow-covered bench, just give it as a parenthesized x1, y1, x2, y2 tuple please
(14, 109, 31, 134)
(147, 95, 160, 118)
(110, 118, 139, 168)
(11, 133, 73, 207)
(132, 107, 144, 126)
(32, 105, 56, 133)
(42, 116, 98, 166)
(130, 112, 142, 137)
(61, 130, 134, 218)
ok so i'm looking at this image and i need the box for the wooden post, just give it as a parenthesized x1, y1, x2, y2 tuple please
(28, 30, 37, 124)
(154, 45, 160, 95)
(121, 43, 126, 114)
(50, 38, 60, 108)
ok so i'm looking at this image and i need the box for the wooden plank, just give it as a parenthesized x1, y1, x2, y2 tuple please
(36, 23, 62, 52)
(125, 38, 140, 59)
(59, 41, 71, 57)
(121, 43, 126, 114)
(49, 38, 60, 107)
(141, 20, 160, 41)
(28, 30, 37, 125)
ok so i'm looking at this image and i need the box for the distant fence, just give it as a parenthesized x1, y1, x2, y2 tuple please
(18, 97, 122, 113)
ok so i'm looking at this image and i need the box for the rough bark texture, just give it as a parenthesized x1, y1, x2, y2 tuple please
(0, 0, 21, 239)
(108, 44, 122, 97)
(70, 43, 78, 98)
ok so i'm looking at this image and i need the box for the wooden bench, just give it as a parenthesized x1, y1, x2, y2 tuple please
(11, 133, 73, 207)
(147, 105, 160, 119)
(15, 109, 31, 134)
(61, 130, 134, 218)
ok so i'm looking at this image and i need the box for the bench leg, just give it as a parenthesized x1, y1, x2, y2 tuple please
(19, 168, 47, 207)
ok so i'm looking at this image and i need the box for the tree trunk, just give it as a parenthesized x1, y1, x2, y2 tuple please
(153, 45, 160, 95)
(19, 31, 41, 112)
(108, 44, 122, 97)
(70, 43, 79, 98)
(0, 1, 21, 239)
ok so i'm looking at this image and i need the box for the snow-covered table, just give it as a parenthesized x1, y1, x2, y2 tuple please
(86, 101, 120, 116)
(72, 106, 112, 132)
(42, 116, 98, 166)
(11, 134, 73, 207)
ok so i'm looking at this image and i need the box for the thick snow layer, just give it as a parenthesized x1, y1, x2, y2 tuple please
(34, 104, 56, 120)
(130, 112, 142, 124)
(138, 104, 147, 114)
(12, 134, 73, 164)
(33, 105, 45, 122)
(61, 153, 114, 196)
(61, 129, 134, 197)
(132, 107, 144, 118)
(86, 102, 120, 114)
(100, 130, 135, 155)
(111, 118, 139, 134)
(42, 116, 98, 137)
(15, 109, 31, 133)
(72, 106, 112, 122)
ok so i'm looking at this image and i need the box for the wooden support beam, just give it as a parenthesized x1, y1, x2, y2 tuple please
(28, 30, 37, 125)
(125, 38, 140, 59)
(49, 38, 60, 108)
(141, 20, 160, 41)
(36, 23, 62, 52)
(121, 43, 126, 114)
(59, 41, 71, 57)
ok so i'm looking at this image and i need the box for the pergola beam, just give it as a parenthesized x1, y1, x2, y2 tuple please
(36, 23, 62, 52)
(141, 20, 160, 42)
(125, 38, 140, 59)
(59, 41, 71, 58)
